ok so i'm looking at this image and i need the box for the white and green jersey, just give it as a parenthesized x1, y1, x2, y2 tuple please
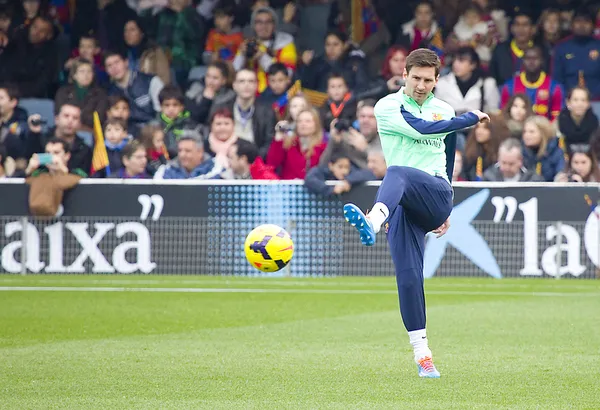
(374, 87, 479, 182)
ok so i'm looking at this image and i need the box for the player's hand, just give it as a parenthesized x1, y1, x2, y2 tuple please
(471, 110, 490, 123)
(432, 217, 450, 238)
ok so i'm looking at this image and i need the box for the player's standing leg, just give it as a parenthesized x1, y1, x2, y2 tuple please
(344, 166, 452, 377)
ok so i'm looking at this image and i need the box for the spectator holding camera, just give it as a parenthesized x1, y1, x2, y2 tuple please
(483, 138, 544, 182)
(554, 144, 600, 183)
(232, 6, 297, 93)
(25, 103, 92, 174)
(25, 138, 87, 178)
(108, 140, 151, 179)
(266, 107, 327, 180)
(358, 46, 408, 102)
(304, 151, 375, 197)
(320, 73, 357, 131)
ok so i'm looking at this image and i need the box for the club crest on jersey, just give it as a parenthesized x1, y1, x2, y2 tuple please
(9, 122, 20, 134)
(432, 113, 442, 121)
(590, 50, 599, 60)
(384, 222, 389, 234)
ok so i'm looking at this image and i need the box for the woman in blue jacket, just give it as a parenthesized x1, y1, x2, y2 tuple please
(521, 116, 565, 182)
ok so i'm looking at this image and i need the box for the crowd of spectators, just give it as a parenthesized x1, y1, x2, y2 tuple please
(0, 0, 599, 196)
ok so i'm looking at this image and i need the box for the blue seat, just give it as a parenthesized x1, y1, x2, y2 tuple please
(18, 98, 55, 128)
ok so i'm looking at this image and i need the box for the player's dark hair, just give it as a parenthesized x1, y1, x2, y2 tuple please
(0, 83, 19, 101)
(158, 85, 185, 105)
(267, 62, 289, 77)
(46, 137, 71, 153)
(235, 139, 259, 164)
(405, 48, 441, 77)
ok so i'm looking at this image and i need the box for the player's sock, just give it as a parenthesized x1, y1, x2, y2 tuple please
(368, 202, 389, 234)
(408, 329, 432, 360)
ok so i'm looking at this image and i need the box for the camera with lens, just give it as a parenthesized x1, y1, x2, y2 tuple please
(246, 38, 259, 58)
(31, 118, 47, 127)
(334, 118, 352, 132)
(276, 122, 295, 135)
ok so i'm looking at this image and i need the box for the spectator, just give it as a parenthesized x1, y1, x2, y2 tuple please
(222, 138, 278, 180)
(145, 0, 205, 85)
(186, 61, 236, 125)
(63, 34, 108, 87)
(535, 9, 567, 58)
(281, 94, 310, 130)
(446, 3, 495, 68)
(105, 95, 135, 138)
(0, 6, 17, 40)
(0, 15, 57, 98)
(108, 140, 151, 179)
(212, 69, 276, 157)
(0, 143, 8, 178)
(203, 7, 244, 64)
(396, 1, 444, 56)
(0, 83, 28, 160)
(25, 137, 87, 177)
(139, 122, 169, 176)
(483, 138, 544, 182)
(304, 151, 375, 197)
(257, 62, 294, 117)
(233, 6, 297, 93)
(319, 99, 380, 169)
(500, 45, 563, 121)
(158, 85, 199, 158)
(299, 30, 369, 94)
(241, 0, 299, 39)
(71, 0, 137, 51)
(319, 73, 357, 130)
(554, 144, 600, 183)
(205, 107, 238, 168)
(54, 58, 109, 131)
(137, 39, 171, 87)
(453, 149, 466, 181)
(123, 18, 153, 72)
(521, 115, 565, 181)
(359, 46, 408, 101)
(19, 0, 47, 31)
(463, 117, 510, 181)
(266, 108, 327, 179)
(553, 8, 600, 108)
(472, 0, 507, 42)
(25, 103, 92, 174)
(434, 47, 500, 116)
(105, 50, 165, 131)
(489, 9, 546, 88)
(557, 87, 599, 150)
(98, 118, 131, 177)
(502, 93, 534, 139)
(367, 148, 387, 180)
(154, 130, 223, 179)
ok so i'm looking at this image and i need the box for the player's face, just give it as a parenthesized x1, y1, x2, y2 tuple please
(522, 122, 542, 148)
(498, 148, 522, 178)
(567, 89, 590, 117)
(571, 152, 592, 178)
(522, 49, 542, 74)
(403, 66, 438, 105)
(329, 157, 351, 180)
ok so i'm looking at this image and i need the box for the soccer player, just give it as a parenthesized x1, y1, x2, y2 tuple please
(343, 49, 489, 378)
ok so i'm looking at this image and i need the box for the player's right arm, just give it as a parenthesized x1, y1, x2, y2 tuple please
(374, 97, 485, 140)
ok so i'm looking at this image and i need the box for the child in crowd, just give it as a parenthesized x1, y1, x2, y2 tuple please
(158, 85, 199, 158)
(257, 63, 293, 117)
(320, 73, 356, 130)
(203, 7, 243, 64)
(139, 122, 169, 176)
(304, 151, 375, 197)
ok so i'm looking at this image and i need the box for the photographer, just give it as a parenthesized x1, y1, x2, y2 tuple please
(319, 100, 379, 170)
(232, 7, 297, 93)
(25, 104, 92, 175)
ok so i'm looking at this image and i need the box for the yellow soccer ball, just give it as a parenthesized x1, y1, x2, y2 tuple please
(244, 224, 294, 272)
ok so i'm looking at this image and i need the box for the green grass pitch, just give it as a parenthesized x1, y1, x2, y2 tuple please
(1, 275, 600, 409)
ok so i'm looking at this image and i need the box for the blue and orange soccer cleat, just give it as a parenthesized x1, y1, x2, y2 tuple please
(416, 356, 441, 378)
(343, 203, 376, 246)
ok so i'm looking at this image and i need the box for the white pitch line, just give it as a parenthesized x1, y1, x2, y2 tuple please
(0, 286, 598, 297)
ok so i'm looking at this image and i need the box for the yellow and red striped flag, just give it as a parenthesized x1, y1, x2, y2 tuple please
(90, 111, 110, 175)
